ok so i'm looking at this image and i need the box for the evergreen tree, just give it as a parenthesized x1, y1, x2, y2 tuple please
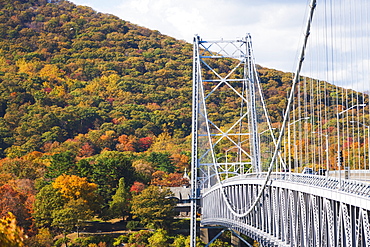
(147, 152, 175, 173)
(109, 177, 131, 220)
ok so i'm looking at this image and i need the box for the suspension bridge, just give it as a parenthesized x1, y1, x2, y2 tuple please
(190, 0, 370, 246)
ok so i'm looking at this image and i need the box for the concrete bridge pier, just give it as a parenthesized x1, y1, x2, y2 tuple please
(200, 226, 223, 244)
(230, 230, 242, 247)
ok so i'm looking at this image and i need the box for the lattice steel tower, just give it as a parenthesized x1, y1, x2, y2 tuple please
(190, 34, 276, 246)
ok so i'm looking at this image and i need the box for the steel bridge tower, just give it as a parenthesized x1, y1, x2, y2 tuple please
(190, 34, 275, 247)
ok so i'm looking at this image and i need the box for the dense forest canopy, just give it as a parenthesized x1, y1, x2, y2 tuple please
(0, 0, 196, 158)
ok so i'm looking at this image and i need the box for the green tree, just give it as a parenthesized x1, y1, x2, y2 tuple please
(171, 235, 186, 247)
(52, 175, 99, 231)
(209, 239, 230, 247)
(147, 152, 175, 173)
(85, 151, 135, 203)
(113, 235, 129, 246)
(148, 229, 169, 247)
(45, 151, 77, 179)
(33, 184, 65, 229)
(109, 177, 131, 220)
(184, 236, 205, 247)
(52, 198, 94, 232)
(0, 157, 45, 180)
(131, 185, 176, 229)
(27, 228, 53, 247)
(127, 230, 153, 246)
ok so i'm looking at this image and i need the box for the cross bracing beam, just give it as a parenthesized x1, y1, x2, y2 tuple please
(193, 34, 269, 183)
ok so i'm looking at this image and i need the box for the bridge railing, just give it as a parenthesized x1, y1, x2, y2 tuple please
(222, 172, 370, 198)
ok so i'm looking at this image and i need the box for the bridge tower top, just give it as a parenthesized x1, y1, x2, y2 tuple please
(192, 34, 275, 188)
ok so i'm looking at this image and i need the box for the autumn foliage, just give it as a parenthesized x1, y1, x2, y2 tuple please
(130, 181, 145, 194)
(0, 181, 35, 235)
(151, 171, 189, 187)
(0, 212, 25, 247)
(52, 174, 98, 202)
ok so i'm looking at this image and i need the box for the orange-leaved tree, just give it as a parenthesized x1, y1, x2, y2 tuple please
(151, 171, 189, 187)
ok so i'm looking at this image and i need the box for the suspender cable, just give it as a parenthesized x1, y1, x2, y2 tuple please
(221, 0, 317, 218)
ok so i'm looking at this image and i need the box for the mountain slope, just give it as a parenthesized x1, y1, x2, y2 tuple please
(0, 0, 197, 157)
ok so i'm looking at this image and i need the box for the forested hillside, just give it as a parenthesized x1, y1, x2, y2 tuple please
(0, 0, 295, 160)
(0, 0, 307, 246)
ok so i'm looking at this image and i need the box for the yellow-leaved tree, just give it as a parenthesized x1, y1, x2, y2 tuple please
(53, 174, 98, 202)
(0, 212, 25, 247)
(34, 175, 100, 232)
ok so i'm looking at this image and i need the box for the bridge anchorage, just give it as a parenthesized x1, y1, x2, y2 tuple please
(190, 1, 370, 246)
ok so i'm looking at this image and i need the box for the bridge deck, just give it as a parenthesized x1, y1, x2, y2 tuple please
(203, 172, 370, 210)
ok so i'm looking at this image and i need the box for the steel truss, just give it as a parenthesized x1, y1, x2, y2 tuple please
(192, 34, 265, 186)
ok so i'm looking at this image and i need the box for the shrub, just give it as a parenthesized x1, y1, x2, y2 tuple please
(113, 235, 128, 246)
(126, 221, 141, 230)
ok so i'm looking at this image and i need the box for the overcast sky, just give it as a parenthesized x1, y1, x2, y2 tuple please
(69, 0, 370, 92)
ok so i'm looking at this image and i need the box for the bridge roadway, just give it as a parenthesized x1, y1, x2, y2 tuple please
(201, 173, 370, 247)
